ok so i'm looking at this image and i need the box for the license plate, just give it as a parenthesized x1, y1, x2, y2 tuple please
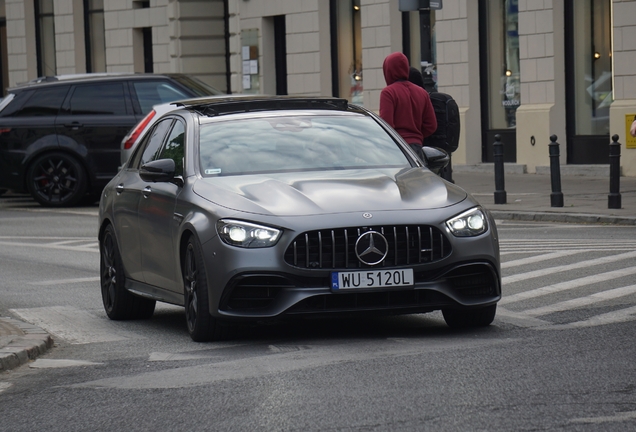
(331, 269, 414, 291)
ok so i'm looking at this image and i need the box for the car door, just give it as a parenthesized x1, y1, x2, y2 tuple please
(0, 86, 69, 191)
(138, 117, 185, 291)
(113, 117, 174, 282)
(55, 81, 136, 185)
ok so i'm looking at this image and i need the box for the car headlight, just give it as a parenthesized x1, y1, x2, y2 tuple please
(217, 219, 281, 248)
(445, 207, 488, 237)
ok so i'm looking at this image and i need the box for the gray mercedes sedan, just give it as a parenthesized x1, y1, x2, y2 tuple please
(98, 96, 501, 341)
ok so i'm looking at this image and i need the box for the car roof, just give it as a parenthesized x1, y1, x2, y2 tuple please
(174, 95, 352, 118)
(8, 72, 197, 91)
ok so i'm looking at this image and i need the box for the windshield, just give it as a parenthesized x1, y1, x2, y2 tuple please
(199, 114, 410, 176)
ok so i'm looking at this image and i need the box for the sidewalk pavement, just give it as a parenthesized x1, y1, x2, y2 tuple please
(2, 166, 635, 372)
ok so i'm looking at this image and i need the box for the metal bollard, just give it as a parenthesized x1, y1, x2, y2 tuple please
(608, 134, 621, 209)
(549, 135, 564, 207)
(493, 134, 507, 204)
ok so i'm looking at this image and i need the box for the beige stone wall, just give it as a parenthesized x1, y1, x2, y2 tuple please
(515, 0, 566, 173)
(6, 0, 36, 87)
(610, 0, 636, 176)
(360, 0, 401, 112)
(435, 0, 481, 165)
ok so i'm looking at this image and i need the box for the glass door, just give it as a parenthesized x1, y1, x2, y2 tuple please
(479, 0, 519, 162)
(565, 0, 612, 164)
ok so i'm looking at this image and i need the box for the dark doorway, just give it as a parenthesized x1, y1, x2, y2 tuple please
(274, 15, 287, 95)
(143, 27, 153, 73)
(478, 0, 519, 163)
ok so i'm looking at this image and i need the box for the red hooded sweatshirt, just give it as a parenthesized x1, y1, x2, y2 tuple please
(379, 52, 437, 146)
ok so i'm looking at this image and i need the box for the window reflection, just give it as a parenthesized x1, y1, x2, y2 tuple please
(199, 115, 409, 176)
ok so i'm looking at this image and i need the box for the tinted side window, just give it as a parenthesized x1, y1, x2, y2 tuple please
(159, 120, 185, 177)
(2, 86, 69, 117)
(132, 81, 191, 113)
(138, 119, 174, 167)
(69, 83, 127, 115)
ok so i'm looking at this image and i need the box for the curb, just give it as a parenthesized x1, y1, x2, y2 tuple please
(489, 210, 636, 226)
(0, 317, 54, 372)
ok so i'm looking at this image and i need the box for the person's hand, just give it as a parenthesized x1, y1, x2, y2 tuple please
(631, 119, 636, 137)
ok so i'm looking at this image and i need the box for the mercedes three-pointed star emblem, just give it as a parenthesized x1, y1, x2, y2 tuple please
(355, 231, 389, 266)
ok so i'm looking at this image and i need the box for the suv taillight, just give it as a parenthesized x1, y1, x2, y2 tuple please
(123, 110, 156, 150)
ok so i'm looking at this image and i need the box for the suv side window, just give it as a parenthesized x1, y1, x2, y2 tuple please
(132, 81, 191, 113)
(1, 86, 69, 117)
(158, 120, 185, 177)
(68, 83, 127, 115)
(137, 118, 174, 168)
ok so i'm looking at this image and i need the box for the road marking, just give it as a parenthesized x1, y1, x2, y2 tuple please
(0, 239, 98, 253)
(522, 284, 636, 317)
(495, 307, 551, 328)
(502, 250, 585, 268)
(148, 352, 208, 362)
(538, 305, 636, 330)
(501, 266, 636, 305)
(30, 359, 103, 368)
(569, 410, 636, 424)
(71, 337, 517, 390)
(502, 250, 636, 284)
(10, 306, 135, 344)
(29, 277, 100, 286)
(0, 382, 12, 394)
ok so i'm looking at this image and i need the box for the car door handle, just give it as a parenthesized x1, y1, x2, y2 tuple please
(64, 122, 84, 129)
(115, 184, 124, 194)
(142, 186, 151, 198)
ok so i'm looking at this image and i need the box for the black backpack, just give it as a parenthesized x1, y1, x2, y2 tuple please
(423, 92, 460, 153)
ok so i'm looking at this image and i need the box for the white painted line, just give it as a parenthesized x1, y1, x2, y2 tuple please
(502, 250, 585, 269)
(148, 352, 208, 362)
(0, 240, 98, 253)
(0, 382, 12, 394)
(523, 284, 636, 317)
(29, 277, 100, 286)
(569, 410, 636, 424)
(495, 307, 551, 328)
(501, 267, 636, 305)
(10, 306, 135, 344)
(502, 250, 636, 284)
(30, 359, 103, 369)
(540, 305, 636, 330)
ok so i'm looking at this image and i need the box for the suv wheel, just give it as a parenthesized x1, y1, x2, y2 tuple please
(26, 152, 87, 207)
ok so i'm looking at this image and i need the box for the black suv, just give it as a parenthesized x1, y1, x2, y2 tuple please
(0, 73, 222, 206)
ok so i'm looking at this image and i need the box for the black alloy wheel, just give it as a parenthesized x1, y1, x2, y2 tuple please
(100, 224, 155, 320)
(26, 152, 87, 207)
(442, 305, 497, 329)
(183, 235, 224, 342)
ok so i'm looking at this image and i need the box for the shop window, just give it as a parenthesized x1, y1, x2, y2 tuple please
(330, 0, 362, 105)
(84, 0, 106, 73)
(402, 9, 436, 89)
(35, 0, 56, 77)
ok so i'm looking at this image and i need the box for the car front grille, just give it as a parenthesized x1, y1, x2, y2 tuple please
(284, 225, 452, 269)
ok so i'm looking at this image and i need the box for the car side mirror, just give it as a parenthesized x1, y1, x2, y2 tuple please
(140, 158, 176, 183)
(422, 146, 450, 176)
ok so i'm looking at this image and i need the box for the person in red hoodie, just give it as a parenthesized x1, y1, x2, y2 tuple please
(379, 52, 437, 161)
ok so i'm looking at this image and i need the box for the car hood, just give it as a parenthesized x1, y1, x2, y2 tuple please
(193, 167, 468, 216)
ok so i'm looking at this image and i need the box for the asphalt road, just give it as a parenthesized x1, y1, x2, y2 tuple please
(1, 195, 636, 431)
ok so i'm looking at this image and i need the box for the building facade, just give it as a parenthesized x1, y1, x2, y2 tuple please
(1, 0, 635, 175)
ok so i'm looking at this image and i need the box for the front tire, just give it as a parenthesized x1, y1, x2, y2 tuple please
(27, 152, 87, 207)
(442, 305, 497, 329)
(100, 224, 155, 320)
(183, 235, 225, 342)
